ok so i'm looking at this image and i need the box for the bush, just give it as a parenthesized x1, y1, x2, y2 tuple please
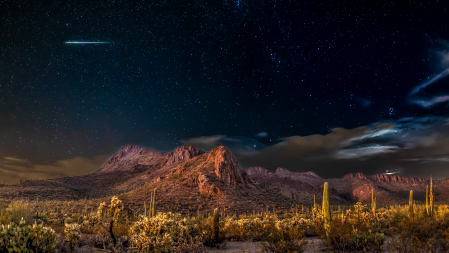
(129, 212, 201, 253)
(0, 218, 57, 253)
(64, 223, 81, 252)
(322, 202, 385, 252)
(260, 223, 307, 253)
(388, 212, 449, 253)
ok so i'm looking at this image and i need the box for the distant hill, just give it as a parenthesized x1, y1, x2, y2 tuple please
(2, 144, 448, 214)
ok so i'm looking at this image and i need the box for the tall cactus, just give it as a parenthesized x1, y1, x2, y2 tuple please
(426, 185, 429, 216)
(430, 174, 434, 217)
(213, 208, 220, 242)
(409, 190, 414, 223)
(371, 189, 376, 215)
(323, 182, 331, 235)
(144, 201, 147, 216)
(152, 188, 157, 217)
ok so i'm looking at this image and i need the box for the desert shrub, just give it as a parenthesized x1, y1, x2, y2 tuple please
(220, 216, 269, 241)
(64, 223, 81, 252)
(321, 202, 385, 252)
(388, 211, 449, 253)
(260, 221, 307, 253)
(64, 217, 75, 224)
(0, 201, 34, 224)
(214, 214, 311, 242)
(129, 212, 201, 253)
(0, 218, 57, 252)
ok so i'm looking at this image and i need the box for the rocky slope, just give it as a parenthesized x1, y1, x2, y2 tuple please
(2, 144, 449, 214)
(247, 167, 449, 205)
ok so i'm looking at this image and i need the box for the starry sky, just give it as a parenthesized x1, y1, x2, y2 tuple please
(2, 0, 449, 183)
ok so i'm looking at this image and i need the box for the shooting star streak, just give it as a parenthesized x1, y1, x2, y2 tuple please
(64, 41, 110, 44)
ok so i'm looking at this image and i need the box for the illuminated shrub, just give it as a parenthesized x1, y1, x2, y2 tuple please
(0, 218, 57, 253)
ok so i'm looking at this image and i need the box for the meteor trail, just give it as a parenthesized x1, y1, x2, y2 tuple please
(64, 41, 110, 44)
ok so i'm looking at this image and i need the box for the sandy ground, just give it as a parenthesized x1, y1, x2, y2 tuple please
(205, 237, 392, 253)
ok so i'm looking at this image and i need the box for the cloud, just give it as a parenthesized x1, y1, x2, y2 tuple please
(408, 39, 449, 107)
(255, 132, 268, 138)
(181, 135, 228, 151)
(182, 135, 267, 154)
(187, 116, 449, 179)
(336, 145, 398, 159)
(0, 156, 108, 184)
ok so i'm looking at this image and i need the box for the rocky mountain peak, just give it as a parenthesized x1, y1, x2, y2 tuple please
(166, 145, 205, 165)
(119, 144, 155, 154)
(207, 146, 244, 186)
(342, 172, 368, 180)
(298, 171, 321, 178)
(97, 144, 165, 173)
(276, 167, 291, 174)
(369, 174, 427, 184)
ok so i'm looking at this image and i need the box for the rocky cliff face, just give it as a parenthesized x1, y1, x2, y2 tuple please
(198, 174, 223, 198)
(165, 145, 205, 165)
(207, 146, 244, 186)
(342, 172, 368, 180)
(369, 174, 427, 184)
(297, 171, 321, 178)
(98, 144, 166, 173)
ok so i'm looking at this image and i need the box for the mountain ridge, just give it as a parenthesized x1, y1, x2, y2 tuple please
(2, 144, 449, 214)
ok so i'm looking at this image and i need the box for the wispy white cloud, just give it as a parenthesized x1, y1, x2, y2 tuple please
(408, 39, 449, 107)
(336, 145, 398, 159)
(255, 132, 268, 138)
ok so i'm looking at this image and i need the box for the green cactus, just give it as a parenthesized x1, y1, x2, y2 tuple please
(323, 182, 331, 235)
(371, 189, 376, 216)
(409, 190, 414, 223)
(151, 188, 157, 217)
(426, 185, 429, 216)
(213, 208, 220, 242)
(430, 174, 434, 217)
(0, 218, 57, 253)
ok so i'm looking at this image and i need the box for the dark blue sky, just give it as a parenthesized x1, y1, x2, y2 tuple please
(2, 0, 449, 181)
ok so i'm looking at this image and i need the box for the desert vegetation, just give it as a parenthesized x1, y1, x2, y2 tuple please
(1, 175, 449, 252)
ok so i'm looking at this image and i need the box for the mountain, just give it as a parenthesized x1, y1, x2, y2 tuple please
(2, 144, 449, 214)
(247, 168, 449, 205)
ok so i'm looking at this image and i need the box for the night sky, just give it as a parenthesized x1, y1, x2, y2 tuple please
(2, 0, 449, 183)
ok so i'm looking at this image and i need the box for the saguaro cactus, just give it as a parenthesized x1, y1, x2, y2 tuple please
(323, 182, 331, 235)
(152, 188, 157, 217)
(409, 190, 414, 223)
(371, 189, 376, 216)
(213, 208, 220, 242)
(430, 174, 434, 217)
(426, 185, 429, 216)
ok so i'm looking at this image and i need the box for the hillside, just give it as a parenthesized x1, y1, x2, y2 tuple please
(1, 144, 449, 214)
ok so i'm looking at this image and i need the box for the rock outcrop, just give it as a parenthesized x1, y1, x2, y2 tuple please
(342, 172, 368, 180)
(198, 174, 223, 198)
(369, 174, 427, 184)
(246, 167, 270, 175)
(98, 144, 165, 173)
(297, 171, 321, 178)
(165, 145, 205, 165)
(207, 146, 244, 186)
(275, 167, 291, 174)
